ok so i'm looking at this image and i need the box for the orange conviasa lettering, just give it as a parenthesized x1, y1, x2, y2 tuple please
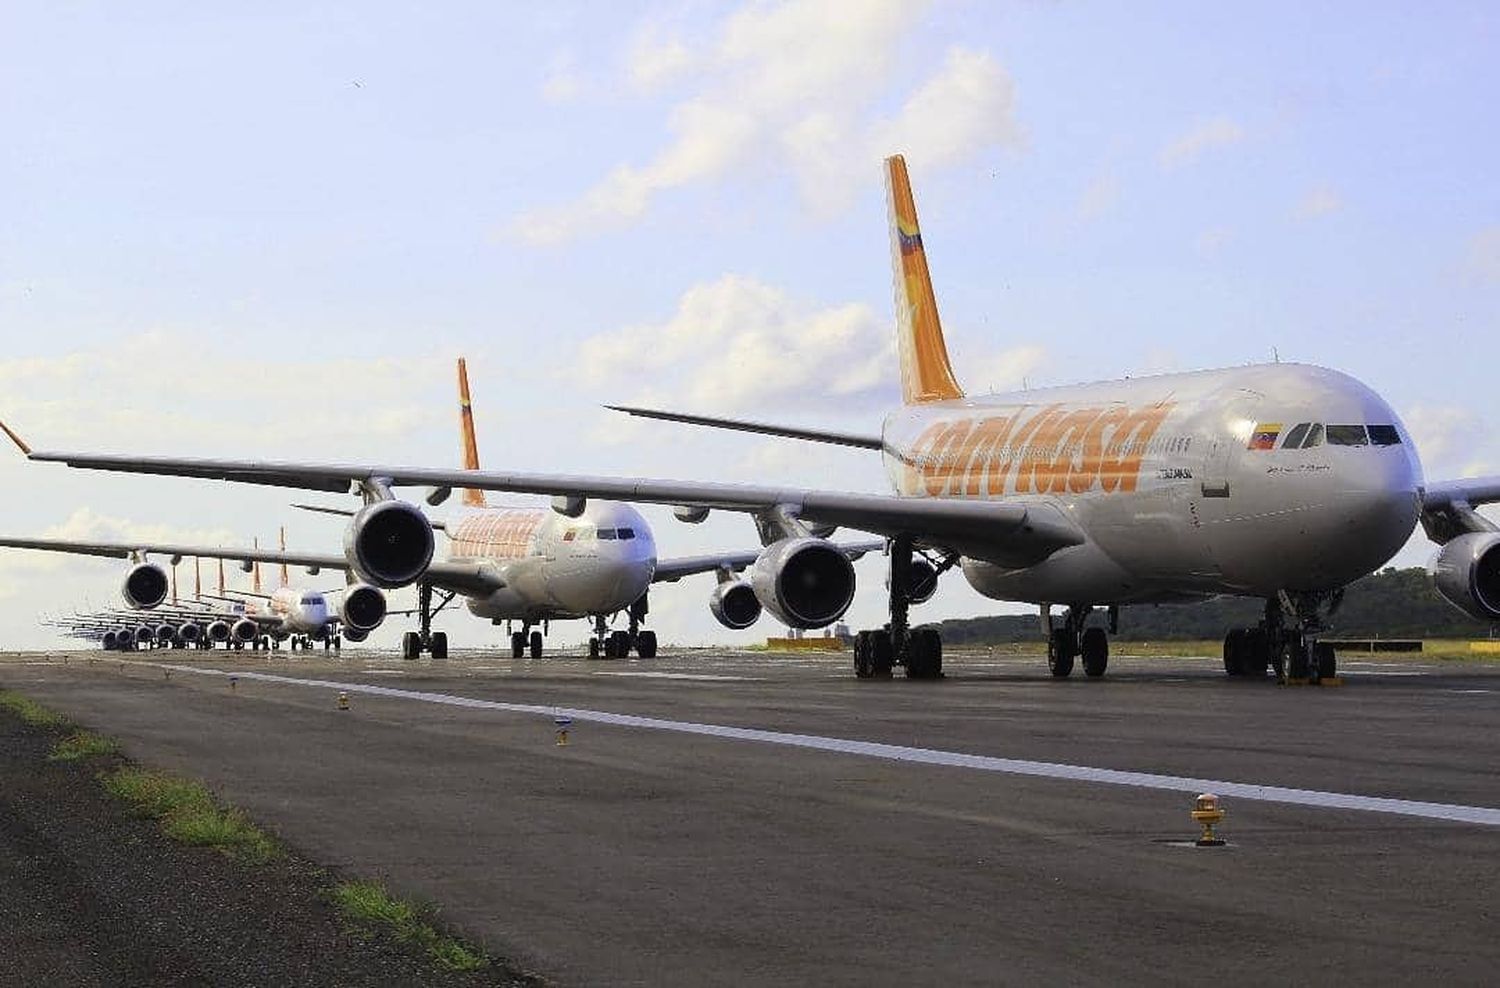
(1040, 408, 1106, 495)
(1015, 407, 1073, 494)
(897, 421, 946, 494)
(957, 415, 1014, 496)
(923, 420, 973, 496)
(1070, 406, 1128, 493)
(1098, 404, 1173, 493)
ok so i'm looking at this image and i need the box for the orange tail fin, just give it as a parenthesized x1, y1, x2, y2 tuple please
(457, 357, 486, 508)
(886, 155, 963, 404)
(253, 537, 262, 594)
(279, 527, 289, 588)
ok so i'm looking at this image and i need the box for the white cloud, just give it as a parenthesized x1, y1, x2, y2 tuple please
(1159, 116, 1245, 169)
(542, 54, 586, 104)
(964, 343, 1047, 393)
(1295, 184, 1343, 220)
(512, 1, 1022, 243)
(1403, 403, 1494, 478)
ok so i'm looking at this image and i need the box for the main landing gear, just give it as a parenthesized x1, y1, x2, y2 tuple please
(586, 595, 658, 659)
(509, 623, 544, 660)
(1045, 605, 1116, 679)
(401, 581, 457, 660)
(1223, 592, 1340, 684)
(852, 535, 951, 680)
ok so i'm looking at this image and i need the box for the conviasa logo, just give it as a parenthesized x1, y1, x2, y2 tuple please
(898, 402, 1175, 497)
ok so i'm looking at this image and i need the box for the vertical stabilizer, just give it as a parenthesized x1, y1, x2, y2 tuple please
(886, 155, 963, 404)
(457, 358, 487, 508)
(278, 527, 289, 588)
(217, 557, 226, 597)
(253, 538, 262, 594)
(194, 557, 201, 600)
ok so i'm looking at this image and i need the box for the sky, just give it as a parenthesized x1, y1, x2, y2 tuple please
(1, 1, 1497, 650)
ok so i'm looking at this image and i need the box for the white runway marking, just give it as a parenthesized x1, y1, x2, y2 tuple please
(155, 663, 1500, 828)
(594, 672, 760, 682)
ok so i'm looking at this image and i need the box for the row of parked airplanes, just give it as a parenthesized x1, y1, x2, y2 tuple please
(4, 155, 1499, 685)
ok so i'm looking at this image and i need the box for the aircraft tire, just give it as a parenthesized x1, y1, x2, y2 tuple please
(530, 630, 544, 659)
(1223, 630, 1242, 676)
(1240, 628, 1268, 677)
(430, 631, 448, 660)
(1314, 641, 1336, 680)
(636, 630, 657, 658)
(1284, 639, 1310, 680)
(401, 631, 422, 661)
(1047, 629, 1075, 678)
(853, 632, 873, 678)
(1081, 627, 1108, 678)
(588, 637, 601, 660)
(905, 628, 942, 679)
(511, 632, 525, 659)
(871, 629, 894, 677)
(606, 630, 628, 659)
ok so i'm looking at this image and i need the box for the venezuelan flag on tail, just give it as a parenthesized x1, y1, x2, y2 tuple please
(457, 358, 486, 508)
(886, 155, 963, 405)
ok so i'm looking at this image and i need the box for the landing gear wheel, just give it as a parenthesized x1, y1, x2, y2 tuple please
(333, 636, 342, 651)
(606, 630, 628, 659)
(511, 632, 525, 659)
(1285, 639, 1310, 680)
(1241, 628, 1267, 678)
(401, 631, 422, 661)
(1047, 628, 1075, 678)
(529, 630, 544, 659)
(430, 631, 448, 660)
(1314, 641, 1336, 680)
(905, 628, 943, 679)
(635, 630, 657, 658)
(1081, 627, 1109, 678)
(1223, 629, 1243, 677)
(871, 629, 894, 677)
(853, 632, 874, 679)
(588, 637, 601, 660)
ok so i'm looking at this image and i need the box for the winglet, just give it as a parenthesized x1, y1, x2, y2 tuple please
(457, 357, 486, 508)
(0, 420, 33, 456)
(886, 155, 963, 404)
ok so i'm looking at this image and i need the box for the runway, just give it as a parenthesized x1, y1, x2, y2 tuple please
(5, 646, 1499, 986)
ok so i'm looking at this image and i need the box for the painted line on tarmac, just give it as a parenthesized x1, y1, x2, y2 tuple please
(155, 663, 1500, 828)
(593, 671, 761, 682)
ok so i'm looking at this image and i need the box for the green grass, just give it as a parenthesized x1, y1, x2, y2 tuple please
(102, 767, 280, 863)
(0, 689, 70, 728)
(48, 731, 120, 762)
(332, 880, 487, 972)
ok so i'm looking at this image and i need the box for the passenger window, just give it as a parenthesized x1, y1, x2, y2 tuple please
(1301, 424, 1324, 449)
(1367, 425, 1401, 446)
(1281, 423, 1310, 449)
(1326, 425, 1368, 446)
(618, 527, 635, 540)
(598, 529, 617, 540)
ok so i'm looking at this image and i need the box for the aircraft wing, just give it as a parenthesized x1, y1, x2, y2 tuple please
(604, 405, 884, 450)
(1421, 477, 1500, 542)
(653, 539, 887, 584)
(0, 535, 351, 571)
(18, 449, 1087, 567)
(421, 560, 508, 596)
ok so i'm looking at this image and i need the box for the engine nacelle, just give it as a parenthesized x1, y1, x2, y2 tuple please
(154, 623, 177, 644)
(343, 627, 369, 643)
(886, 558, 938, 606)
(709, 580, 762, 630)
(231, 618, 259, 643)
(121, 562, 170, 609)
(338, 583, 388, 632)
(134, 625, 153, 646)
(343, 500, 435, 589)
(101, 630, 118, 650)
(177, 622, 202, 644)
(749, 537, 856, 630)
(205, 620, 231, 643)
(1431, 532, 1500, 621)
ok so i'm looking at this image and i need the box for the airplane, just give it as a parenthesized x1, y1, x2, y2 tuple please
(7, 155, 1494, 686)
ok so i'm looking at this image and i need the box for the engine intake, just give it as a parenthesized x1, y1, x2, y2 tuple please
(231, 618, 259, 643)
(344, 500, 435, 589)
(154, 623, 177, 644)
(343, 627, 369, 643)
(709, 580, 762, 630)
(1432, 532, 1500, 621)
(888, 558, 938, 606)
(338, 583, 388, 632)
(205, 620, 231, 643)
(749, 537, 856, 630)
(177, 622, 202, 644)
(122, 562, 170, 609)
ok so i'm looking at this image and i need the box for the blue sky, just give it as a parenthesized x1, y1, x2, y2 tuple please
(1, 2, 1496, 648)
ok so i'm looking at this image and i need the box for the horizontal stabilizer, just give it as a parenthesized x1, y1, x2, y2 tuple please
(606, 405, 882, 450)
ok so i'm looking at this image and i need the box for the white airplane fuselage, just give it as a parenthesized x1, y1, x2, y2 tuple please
(883, 362, 1422, 605)
(265, 586, 333, 637)
(453, 501, 657, 622)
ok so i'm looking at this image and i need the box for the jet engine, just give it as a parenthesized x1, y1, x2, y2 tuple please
(338, 583, 388, 632)
(177, 622, 202, 645)
(205, 620, 232, 643)
(122, 562, 170, 609)
(343, 627, 369, 643)
(887, 558, 938, 606)
(709, 580, 762, 630)
(1431, 532, 1500, 621)
(343, 500, 434, 589)
(749, 537, 856, 630)
(154, 623, 177, 644)
(101, 630, 119, 650)
(231, 618, 259, 644)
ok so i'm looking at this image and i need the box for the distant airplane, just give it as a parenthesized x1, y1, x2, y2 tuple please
(10, 155, 1495, 684)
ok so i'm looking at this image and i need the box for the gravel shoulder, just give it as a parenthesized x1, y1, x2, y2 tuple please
(0, 704, 543, 988)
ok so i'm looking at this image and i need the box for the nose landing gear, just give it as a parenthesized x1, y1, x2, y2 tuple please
(1222, 592, 1341, 684)
(587, 595, 658, 659)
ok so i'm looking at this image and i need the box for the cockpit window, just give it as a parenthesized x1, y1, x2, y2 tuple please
(597, 528, 618, 540)
(1326, 425, 1368, 446)
(300, 594, 319, 605)
(1367, 424, 1401, 446)
(618, 527, 636, 540)
(1300, 423, 1324, 449)
(1281, 423, 1310, 449)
